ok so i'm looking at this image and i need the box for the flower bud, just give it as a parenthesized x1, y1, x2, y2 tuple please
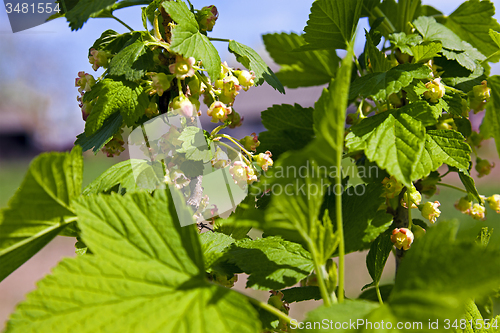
(88, 48, 110, 71)
(381, 176, 403, 199)
(151, 73, 172, 96)
(454, 196, 472, 214)
(469, 80, 490, 113)
(468, 131, 483, 148)
(145, 100, 159, 118)
(391, 228, 414, 250)
(402, 185, 422, 208)
(81, 100, 94, 121)
(101, 132, 125, 157)
(486, 194, 500, 213)
(475, 157, 494, 178)
(421, 201, 441, 224)
(255, 151, 273, 171)
(239, 133, 260, 152)
(227, 111, 243, 128)
(207, 101, 231, 123)
(169, 95, 194, 118)
(469, 203, 486, 220)
(211, 147, 229, 169)
(423, 78, 445, 103)
(236, 70, 256, 91)
(197, 5, 218, 32)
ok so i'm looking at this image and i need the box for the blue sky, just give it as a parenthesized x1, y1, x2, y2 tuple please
(0, 0, 499, 148)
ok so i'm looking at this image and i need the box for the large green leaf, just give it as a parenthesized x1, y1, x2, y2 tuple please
(262, 32, 339, 88)
(302, 0, 363, 50)
(108, 38, 154, 81)
(228, 40, 284, 93)
(65, 0, 117, 30)
(0, 147, 82, 282)
(348, 63, 432, 101)
(225, 236, 314, 290)
(83, 78, 149, 134)
(82, 159, 154, 195)
(257, 104, 315, 159)
(411, 41, 442, 63)
(75, 112, 123, 153)
(480, 75, 500, 158)
(199, 231, 235, 272)
(365, 32, 392, 73)
(412, 129, 471, 180)
(413, 16, 486, 71)
(5, 191, 261, 333)
(445, 0, 500, 60)
(346, 103, 430, 186)
(164, 1, 221, 82)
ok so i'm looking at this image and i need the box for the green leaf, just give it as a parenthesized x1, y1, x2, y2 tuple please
(257, 104, 315, 159)
(365, 31, 392, 72)
(358, 284, 393, 303)
(489, 29, 500, 49)
(108, 38, 155, 81)
(281, 286, 322, 303)
(459, 171, 482, 203)
(299, 300, 380, 332)
(412, 130, 471, 180)
(170, 24, 221, 82)
(325, 183, 393, 255)
(7, 191, 261, 333)
(445, 0, 500, 60)
(82, 159, 155, 194)
(411, 41, 442, 63)
(228, 40, 284, 93)
(200, 231, 235, 272)
(365, 229, 393, 288)
(75, 112, 123, 153)
(162, 0, 198, 26)
(389, 32, 423, 56)
(346, 103, 431, 186)
(413, 16, 465, 51)
(84, 78, 149, 134)
(65, 0, 117, 30)
(262, 32, 339, 88)
(413, 16, 486, 71)
(348, 63, 432, 101)
(463, 300, 484, 333)
(225, 236, 314, 290)
(0, 147, 82, 282)
(90, 30, 143, 55)
(302, 0, 363, 50)
(176, 126, 212, 162)
(389, 221, 500, 324)
(480, 75, 500, 158)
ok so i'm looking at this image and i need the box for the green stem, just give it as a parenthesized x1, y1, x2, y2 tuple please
(210, 124, 227, 137)
(482, 50, 500, 64)
(309, 241, 333, 307)
(217, 141, 253, 166)
(216, 134, 254, 160)
(209, 37, 233, 43)
(354, 55, 363, 75)
(436, 182, 468, 193)
(406, 189, 413, 230)
(111, 15, 134, 32)
(444, 85, 467, 96)
(375, 283, 383, 305)
(153, 13, 162, 41)
(246, 297, 294, 325)
(335, 180, 345, 303)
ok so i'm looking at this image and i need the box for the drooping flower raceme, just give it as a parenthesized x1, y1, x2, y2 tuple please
(391, 228, 414, 250)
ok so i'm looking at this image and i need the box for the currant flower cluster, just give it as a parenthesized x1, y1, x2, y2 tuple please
(454, 194, 500, 221)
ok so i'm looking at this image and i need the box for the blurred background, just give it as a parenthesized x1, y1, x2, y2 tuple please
(1, 0, 500, 328)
